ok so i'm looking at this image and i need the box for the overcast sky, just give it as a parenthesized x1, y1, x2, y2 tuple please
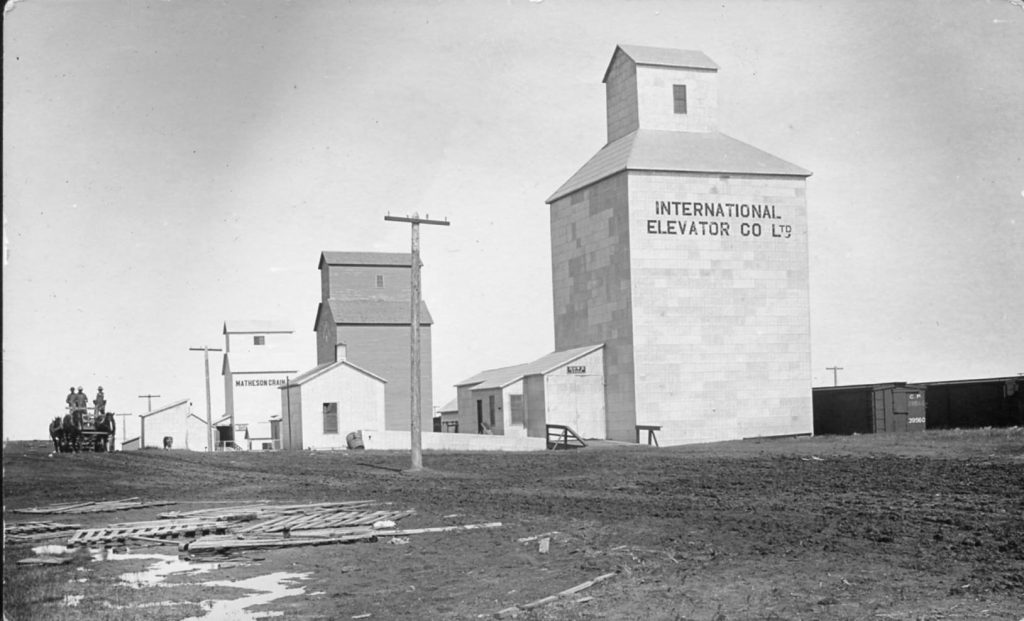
(4, 0, 1023, 441)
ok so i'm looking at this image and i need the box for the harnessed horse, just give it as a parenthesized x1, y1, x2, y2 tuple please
(49, 417, 64, 452)
(94, 411, 117, 452)
(62, 412, 83, 452)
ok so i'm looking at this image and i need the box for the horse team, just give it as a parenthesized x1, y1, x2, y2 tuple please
(49, 385, 117, 453)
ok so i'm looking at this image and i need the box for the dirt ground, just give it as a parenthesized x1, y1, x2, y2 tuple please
(3, 428, 1023, 620)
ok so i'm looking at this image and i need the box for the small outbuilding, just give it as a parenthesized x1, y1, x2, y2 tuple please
(279, 346, 386, 450)
(138, 399, 211, 451)
(455, 344, 605, 439)
(437, 399, 459, 433)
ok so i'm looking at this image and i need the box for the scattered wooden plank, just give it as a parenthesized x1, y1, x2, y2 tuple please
(17, 556, 74, 565)
(294, 521, 503, 539)
(5, 522, 82, 535)
(5, 530, 81, 543)
(14, 498, 172, 515)
(184, 532, 376, 554)
(516, 531, 560, 543)
(495, 571, 618, 618)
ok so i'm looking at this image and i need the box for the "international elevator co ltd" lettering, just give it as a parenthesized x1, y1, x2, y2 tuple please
(646, 200, 792, 238)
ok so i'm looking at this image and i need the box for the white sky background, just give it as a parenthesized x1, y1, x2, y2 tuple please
(3, 0, 1023, 441)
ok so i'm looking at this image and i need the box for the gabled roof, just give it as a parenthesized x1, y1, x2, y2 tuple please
(223, 320, 294, 335)
(456, 344, 604, 390)
(319, 252, 412, 269)
(223, 350, 300, 375)
(314, 299, 433, 328)
(282, 359, 387, 387)
(140, 399, 190, 418)
(603, 44, 718, 82)
(547, 129, 812, 203)
(187, 413, 211, 426)
(437, 398, 458, 414)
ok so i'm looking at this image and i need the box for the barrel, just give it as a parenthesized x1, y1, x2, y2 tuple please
(345, 431, 364, 450)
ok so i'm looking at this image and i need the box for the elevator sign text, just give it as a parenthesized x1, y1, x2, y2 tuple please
(647, 201, 793, 239)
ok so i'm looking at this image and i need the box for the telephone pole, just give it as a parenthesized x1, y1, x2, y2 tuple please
(114, 413, 132, 443)
(826, 366, 843, 387)
(189, 346, 223, 452)
(137, 394, 161, 412)
(385, 212, 449, 472)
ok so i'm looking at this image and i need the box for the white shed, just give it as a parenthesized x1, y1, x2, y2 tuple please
(455, 344, 605, 440)
(279, 352, 386, 450)
(139, 399, 210, 451)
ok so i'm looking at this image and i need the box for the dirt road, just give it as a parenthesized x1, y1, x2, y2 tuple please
(4, 429, 1022, 620)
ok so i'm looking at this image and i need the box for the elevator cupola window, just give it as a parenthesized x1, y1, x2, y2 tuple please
(673, 84, 687, 114)
(376, 274, 385, 288)
(253, 335, 265, 346)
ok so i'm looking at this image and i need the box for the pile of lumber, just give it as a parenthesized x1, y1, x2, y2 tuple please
(68, 518, 229, 546)
(13, 497, 174, 515)
(9, 499, 503, 555)
(4, 521, 82, 543)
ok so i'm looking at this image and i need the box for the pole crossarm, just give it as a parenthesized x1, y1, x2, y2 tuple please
(384, 214, 450, 227)
(137, 394, 162, 412)
(826, 366, 844, 387)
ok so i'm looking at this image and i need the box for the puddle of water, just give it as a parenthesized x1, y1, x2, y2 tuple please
(33, 544, 73, 556)
(181, 572, 310, 621)
(115, 552, 221, 588)
(62, 594, 84, 607)
(91, 547, 312, 620)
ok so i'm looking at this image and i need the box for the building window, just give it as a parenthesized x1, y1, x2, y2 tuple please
(253, 335, 265, 346)
(488, 395, 496, 428)
(323, 403, 338, 434)
(376, 274, 385, 288)
(673, 84, 687, 114)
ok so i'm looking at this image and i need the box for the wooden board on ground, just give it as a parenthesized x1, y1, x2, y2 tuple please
(13, 498, 175, 515)
(67, 520, 229, 546)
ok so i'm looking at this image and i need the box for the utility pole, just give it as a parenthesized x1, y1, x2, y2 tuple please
(826, 366, 843, 387)
(114, 412, 132, 443)
(385, 212, 449, 472)
(137, 394, 161, 412)
(189, 346, 223, 452)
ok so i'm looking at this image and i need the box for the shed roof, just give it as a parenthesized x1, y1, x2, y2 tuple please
(319, 251, 412, 269)
(223, 320, 294, 334)
(282, 359, 387, 387)
(603, 44, 718, 82)
(456, 344, 604, 390)
(437, 398, 458, 414)
(314, 299, 433, 327)
(140, 399, 190, 419)
(548, 129, 811, 203)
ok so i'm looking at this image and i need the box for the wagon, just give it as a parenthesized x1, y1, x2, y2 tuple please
(51, 406, 116, 453)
